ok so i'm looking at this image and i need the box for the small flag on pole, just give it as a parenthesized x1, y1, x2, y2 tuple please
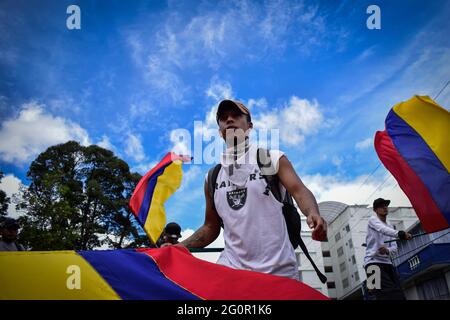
(129, 152, 191, 244)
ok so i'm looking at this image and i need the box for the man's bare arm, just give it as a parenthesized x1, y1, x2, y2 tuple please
(179, 180, 222, 248)
(277, 155, 327, 241)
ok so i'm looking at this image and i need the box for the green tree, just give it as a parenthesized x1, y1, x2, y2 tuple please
(0, 170, 10, 217)
(18, 141, 151, 250)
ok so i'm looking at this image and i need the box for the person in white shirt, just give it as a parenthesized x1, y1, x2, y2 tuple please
(165, 99, 327, 281)
(363, 198, 412, 300)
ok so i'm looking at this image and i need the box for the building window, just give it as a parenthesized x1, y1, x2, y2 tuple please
(342, 278, 349, 288)
(335, 232, 341, 242)
(348, 238, 353, 249)
(322, 251, 331, 257)
(345, 224, 350, 233)
(337, 247, 344, 257)
(327, 282, 336, 289)
(351, 255, 356, 265)
(324, 266, 333, 273)
(354, 272, 360, 282)
(339, 262, 346, 273)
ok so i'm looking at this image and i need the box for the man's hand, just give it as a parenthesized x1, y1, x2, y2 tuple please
(378, 246, 390, 255)
(398, 230, 413, 240)
(307, 214, 327, 241)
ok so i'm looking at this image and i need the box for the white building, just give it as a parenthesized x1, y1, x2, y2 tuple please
(297, 201, 418, 299)
(295, 215, 328, 295)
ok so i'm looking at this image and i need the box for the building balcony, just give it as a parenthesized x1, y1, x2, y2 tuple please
(391, 227, 450, 283)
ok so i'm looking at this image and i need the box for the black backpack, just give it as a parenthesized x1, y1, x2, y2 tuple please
(207, 148, 327, 284)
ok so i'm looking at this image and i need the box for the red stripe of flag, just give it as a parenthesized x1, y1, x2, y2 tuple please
(129, 152, 190, 218)
(138, 246, 329, 300)
(375, 130, 449, 232)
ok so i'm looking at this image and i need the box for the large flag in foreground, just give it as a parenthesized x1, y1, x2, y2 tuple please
(129, 152, 189, 244)
(375, 95, 450, 233)
(0, 246, 328, 300)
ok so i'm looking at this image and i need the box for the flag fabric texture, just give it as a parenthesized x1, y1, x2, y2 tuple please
(375, 95, 450, 233)
(0, 246, 328, 300)
(129, 152, 188, 244)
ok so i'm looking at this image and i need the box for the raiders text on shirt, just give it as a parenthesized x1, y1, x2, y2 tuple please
(214, 172, 265, 190)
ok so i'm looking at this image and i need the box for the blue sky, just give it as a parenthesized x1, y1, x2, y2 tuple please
(1, 0, 449, 237)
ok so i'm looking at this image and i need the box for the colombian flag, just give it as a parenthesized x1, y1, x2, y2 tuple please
(129, 152, 190, 244)
(375, 96, 450, 233)
(0, 246, 328, 300)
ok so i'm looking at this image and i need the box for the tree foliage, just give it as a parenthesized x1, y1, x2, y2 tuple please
(17, 141, 151, 250)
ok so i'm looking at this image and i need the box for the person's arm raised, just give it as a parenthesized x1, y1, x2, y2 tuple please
(277, 155, 327, 241)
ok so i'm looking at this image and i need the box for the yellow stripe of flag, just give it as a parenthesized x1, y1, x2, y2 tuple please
(393, 95, 450, 172)
(144, 159, 183, 244)
(0, 251, 120, 300)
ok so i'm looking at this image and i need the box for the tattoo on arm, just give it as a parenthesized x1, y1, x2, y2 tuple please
(297, 189, 320, 217)
(181, 227, 211, 248)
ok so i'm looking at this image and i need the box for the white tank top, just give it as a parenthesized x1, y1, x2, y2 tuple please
(210, 145, 299, 280)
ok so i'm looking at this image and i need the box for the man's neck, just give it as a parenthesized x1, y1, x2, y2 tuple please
(377, 214, 387, 223)
(225, 138, 250, 158)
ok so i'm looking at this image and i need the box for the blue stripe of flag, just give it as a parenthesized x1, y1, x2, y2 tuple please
(387, 110, 450, 224)
(78, 249, 200, 300)
(136, 162, 172, 225)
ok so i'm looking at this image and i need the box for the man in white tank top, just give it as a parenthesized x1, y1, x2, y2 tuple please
(170, 99, 327, 280)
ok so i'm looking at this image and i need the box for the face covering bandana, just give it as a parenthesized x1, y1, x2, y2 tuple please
(221, 139, 255, 188)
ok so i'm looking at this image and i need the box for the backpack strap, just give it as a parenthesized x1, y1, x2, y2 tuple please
(207, 164, 223, 228)
(256, 148, 282, 202)
(298, 237, 328, 283)
(207, 164, 222, 205)
(256, 148, 327, 284)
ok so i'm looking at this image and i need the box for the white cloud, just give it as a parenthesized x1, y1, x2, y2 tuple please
(193, 78, 234, 141)
(355, 138, 372, 151)
(97, 135, 115, 152)
(247, 98, 268, 110)
(0, 174, 25, 219)
(253, 96, 323, 146)
(302, 172, 411, 208)
(145, 54, 188, 104)
(179, 166, 202, 191)
(170, 129, 191, 156)
(124, 133, 146, 163)
(331, 156, 343, 167)
(131, 161, 158, 175)
(94, 233, 133, 250)
(179, 228, 195, 242)
(181, 228, 224, 263)
(197, 82, 324, 150)
(197, 78, 235, 139)
(125, 0, 347, 103)
(206, 78, 233, 102)
(354, 46, 376, 63)
(0, 102, 91, 164)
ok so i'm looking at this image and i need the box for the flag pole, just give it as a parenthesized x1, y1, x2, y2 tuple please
(384, 232, 428, 244)
(384, 227, 450, 243)
(188, 248, 224, 253)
